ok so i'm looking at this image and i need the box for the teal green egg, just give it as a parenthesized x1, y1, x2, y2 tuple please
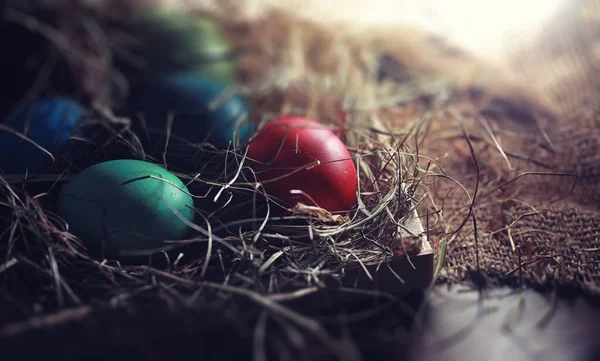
(126, 6, 236, 83)
(56, 159, 194, 256)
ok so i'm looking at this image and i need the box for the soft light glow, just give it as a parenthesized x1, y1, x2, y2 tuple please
(412, 0, 568, 56)
(238, 0, 568, 57)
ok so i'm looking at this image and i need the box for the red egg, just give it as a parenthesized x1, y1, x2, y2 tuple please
(247, 117, 357, 213)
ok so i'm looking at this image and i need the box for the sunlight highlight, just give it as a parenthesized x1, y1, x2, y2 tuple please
(415, 0, 568, 55)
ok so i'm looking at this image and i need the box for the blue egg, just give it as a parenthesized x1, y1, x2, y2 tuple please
(0, 97, 85, 173)
(135, 73, 252, 148)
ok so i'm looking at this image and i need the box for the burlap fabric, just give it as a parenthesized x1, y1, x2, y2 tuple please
(423, 0, 600, 296)
(428, 125, 600, 295)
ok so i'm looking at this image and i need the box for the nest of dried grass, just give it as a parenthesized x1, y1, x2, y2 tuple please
(6, 1, 600, 360)
(0, 2, 461, 359)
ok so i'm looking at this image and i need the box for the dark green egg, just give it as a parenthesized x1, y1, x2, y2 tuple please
(125, 6, 236, 83)
(56, 159, 195, 256)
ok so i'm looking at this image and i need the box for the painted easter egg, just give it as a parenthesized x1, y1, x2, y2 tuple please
(125, 6, 236, 83)
(56, 159, 194, 256)
(0, 97, 84, 174)
(134, 72, 252, 148)
(247, 117, 357, 213)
